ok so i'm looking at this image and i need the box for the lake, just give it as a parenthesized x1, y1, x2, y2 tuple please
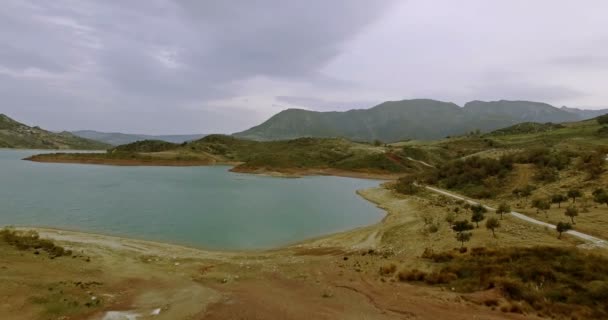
(0, 149, 383, 250)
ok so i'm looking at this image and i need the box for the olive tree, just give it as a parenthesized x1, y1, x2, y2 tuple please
(496, 202, 510, 220)
(485, 217, 500, 238)
(551, 194, 567, 208)
(452, 220, 474, 248)
(567, 189, 582, 203)
(565, 206, 579, 224)
(556, 222, 572, 239)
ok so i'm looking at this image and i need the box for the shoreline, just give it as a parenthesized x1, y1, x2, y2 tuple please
(6, 185, 396, 257)
(25, 155, 402, 180)
(24, 156, 241, 167)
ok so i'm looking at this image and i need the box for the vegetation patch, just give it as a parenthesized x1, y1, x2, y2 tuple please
(1, 228, 71, 258)
(400, 246, 608, 318)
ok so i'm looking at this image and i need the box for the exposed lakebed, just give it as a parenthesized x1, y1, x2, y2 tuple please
(1, 149, 383, 249)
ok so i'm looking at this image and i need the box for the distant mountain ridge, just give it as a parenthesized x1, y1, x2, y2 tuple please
(560, 106, 608, 120)
(71, 130, 207, 146)
(234, 99, 608, 142)
(0, 114, 110, 150)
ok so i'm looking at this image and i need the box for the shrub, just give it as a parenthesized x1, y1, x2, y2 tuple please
(0, 228, 71, 257)
(421, 248, 455, 262)
(402, 246, 608, 318)
(398, 269, 427, 282)
(556, 222, 572, 239)
(379, 263, 397, 276)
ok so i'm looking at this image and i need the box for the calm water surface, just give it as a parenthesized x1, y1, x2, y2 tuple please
(0, 149, 383, 249)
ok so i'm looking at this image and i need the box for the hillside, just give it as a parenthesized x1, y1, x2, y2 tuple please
(0, 114, 110, 150)
(71, 130, 207, 145)
(233, 99, 608, 142)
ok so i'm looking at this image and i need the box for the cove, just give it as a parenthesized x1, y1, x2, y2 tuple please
(0, 149, 383, 250)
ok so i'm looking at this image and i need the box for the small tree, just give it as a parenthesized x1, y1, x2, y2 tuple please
(520, 185, 534, 202)
(532, 199, 551, 217)
(565, 206, 579, 224)
(452, 220, 474, 247)
(394, 175, 419, 195)
(485, 217, 500, 237)
(531, 198, 542, 213)
(496, 202, 510, 220)
(470, 204, 487, 227)
(556, 222, 572, 239)
(567, 189, 582, 203)
(456, 232, 472, 248)
(593, 189, 608, 207)
(551, 194, 567, 208)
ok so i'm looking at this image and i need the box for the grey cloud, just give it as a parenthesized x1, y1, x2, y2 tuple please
(551, 55, 608, 68)
(0, 0, 396, 133)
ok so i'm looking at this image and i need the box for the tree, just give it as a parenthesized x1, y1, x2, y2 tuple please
(496, 202, 510, 220)
(565, 206, 579, 224)
(567, 189, 582, 203)
(452, 220, 474, 247)
(486, 217, 500, 237)
(556, 222, 572, 239)
(520, 185, 534, 201)
(456, 232, 472, 248)
(593, 189, 608, 207)
(470, 204, 487, 227)
(577, 149, 606, 179)
(395, 175, 419, 195)
(551, 194, 567, 208)
(598, 114, 608, 125)
(513, 185, 534, 205)
(532, 199, 551, 217)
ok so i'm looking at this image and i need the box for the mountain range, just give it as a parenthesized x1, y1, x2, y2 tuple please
(233, 99, 608, 142)
(70, 130, 207, 146)
(0, 114, 110, 150)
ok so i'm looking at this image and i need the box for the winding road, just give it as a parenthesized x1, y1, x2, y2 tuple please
(422, 185, 607, 248)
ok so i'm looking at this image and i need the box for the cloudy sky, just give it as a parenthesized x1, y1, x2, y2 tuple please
(1, 0, 607, 134)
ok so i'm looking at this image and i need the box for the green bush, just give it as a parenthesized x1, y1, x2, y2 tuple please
(0, 228, 71, 257)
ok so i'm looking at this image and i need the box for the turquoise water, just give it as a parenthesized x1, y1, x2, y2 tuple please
(0, 149, 383, 250)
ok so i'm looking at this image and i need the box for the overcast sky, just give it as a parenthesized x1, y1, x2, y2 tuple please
(1, 1, 607, 134)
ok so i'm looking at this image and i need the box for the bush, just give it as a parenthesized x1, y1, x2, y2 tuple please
(401, 246, 608, 318)
(379, 263, 397, 276)
(0, 228, 71, 258)
(398, 269, 427, 282)
(421, 248, 455, 262)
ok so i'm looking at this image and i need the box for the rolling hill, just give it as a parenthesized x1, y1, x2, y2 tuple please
(71, 130, 207, 146)
(233, 99, 608, 142)
(0, 114, 110, 150)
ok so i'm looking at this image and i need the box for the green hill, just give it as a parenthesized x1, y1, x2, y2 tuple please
(0, 114, 110, 150)
(26, 116, 608, 182)
(71, 130, 207, 146)
(233, 99, 606, 142)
